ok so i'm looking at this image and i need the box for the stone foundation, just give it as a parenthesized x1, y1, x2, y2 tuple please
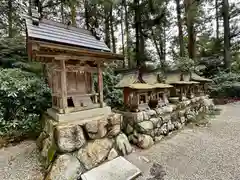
(37, 97, 216, 179)
(37, 110, 132, 179)
(116, 96, 216, 149)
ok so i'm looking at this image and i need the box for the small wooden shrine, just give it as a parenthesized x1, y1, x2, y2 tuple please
(190, 72, 212, 96)
(25, 14, 123, 117)
(165, 71, 199, 100)
(142, 73, 173, 107)
(115, 70, 172, 111)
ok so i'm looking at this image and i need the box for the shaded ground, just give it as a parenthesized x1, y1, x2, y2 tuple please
(1, 103, 240, 180)
(0, 140, 43, 180)
(127, 102, 240, 180)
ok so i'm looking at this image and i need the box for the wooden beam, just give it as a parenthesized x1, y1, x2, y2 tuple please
(97, 63, 104, 108)
(60, 59, 68, 113)
(52, 66, 98, 73)
(35, 53, 107, 62)
(31, 40, 124, 60)
(32, 42, 40, 51)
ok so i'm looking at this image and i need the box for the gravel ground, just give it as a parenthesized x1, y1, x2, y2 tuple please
(127, 102, 240, 180)
(1, 103, 240, 180)
(0, 140, 44, 180)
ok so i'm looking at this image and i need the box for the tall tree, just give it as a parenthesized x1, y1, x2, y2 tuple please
(7, 0, 13, 38)
(104, 3, 111, 48)
(222, 0, 231, 69)
(60, 0, 64, 23)
(134, 0, 141, 67)
(184, 0, 198, 60)
(215, 0, 219, 39)
(110, 3, 116, 53)
(120, 3, 125, 67)
(69, 0, 77, 26)
(123, 0, 131, 67)
(175, 0, 184, 57)
(84, 0, 90, 30)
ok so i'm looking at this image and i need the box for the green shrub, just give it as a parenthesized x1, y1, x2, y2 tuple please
(103, 67, 123, 108)
(103, 68, 123, 107)
(93, 67, 123, 108)
(0, 68, 51, 137)
(210, 71, 240, 98)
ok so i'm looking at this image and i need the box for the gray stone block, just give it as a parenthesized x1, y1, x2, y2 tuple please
(81, 157, 141, 180)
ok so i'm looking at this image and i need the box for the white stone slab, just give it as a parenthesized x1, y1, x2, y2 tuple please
(47, 106, 111, 122)
(81, 156, 142, 180)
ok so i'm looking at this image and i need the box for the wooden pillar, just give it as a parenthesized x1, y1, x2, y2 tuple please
(97, 63, 104, 107)
(60, 59, 68, 113)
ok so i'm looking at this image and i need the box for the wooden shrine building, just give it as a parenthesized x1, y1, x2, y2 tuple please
(165, 71, 199, 100)
(115, 70, 172, 111)
(190, 72, 212, 96)
(25, 14, 123, 116)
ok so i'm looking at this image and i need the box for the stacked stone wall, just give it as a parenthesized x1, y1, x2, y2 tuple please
(117, 96, 215, 149)
(37, 112, 132, 179)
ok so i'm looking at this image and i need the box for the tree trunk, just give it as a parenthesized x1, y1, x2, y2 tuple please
(175, 0, 184, 57)
(215, 0, 219, 39)
(121, 5, 125, 67)
(123, 0, 131, 67)
(70, 0, 77, 26)
(84, 0, 90, 30)
(28, 0, 32, 16)
(104, 7, 111, 49)
(187, 23, 196, 60)
(151, 29, 164, 68)
(60, 0, 64, 23)
(134, 0, 141, 67)
(8, 0, 13, 38)
(162, 25, 166, 63)
(110, 4, 116, 53)
(139, 28, 145, 59)
(184, 0, 196, 60)
(223, 0, 231, 69)
(159, 32, 165, 69)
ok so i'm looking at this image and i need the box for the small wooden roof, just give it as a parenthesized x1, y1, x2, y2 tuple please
(142, 73, 158, 84)
(169, 81, 199, 85)
(165, 71, 210, 85)
(191, 72, 212, 82)
(115, 71, 140, 88)
(128, 83, 154, 90)
(153, 83, 173, 88)
(25, 17, 123, 62)
(115, 70, 172, 89)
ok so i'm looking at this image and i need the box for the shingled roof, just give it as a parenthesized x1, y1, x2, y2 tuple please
(115, 71, 140, 88)
(142, 73, 158, 84)
(165, 72, 181, 84)
(191, 72, 212, 82)
(25, 18, 110, 52)
(115, 70, 172, 89)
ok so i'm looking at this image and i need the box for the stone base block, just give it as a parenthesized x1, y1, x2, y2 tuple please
(81, 157, 141, 180)
(38, 110, 133, 178)
(47, 106, 112, 122)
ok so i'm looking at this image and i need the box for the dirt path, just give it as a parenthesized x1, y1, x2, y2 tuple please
(127, 102, 240, 180)
(0, 140, 43, 180)
(1, 103, 240, 180)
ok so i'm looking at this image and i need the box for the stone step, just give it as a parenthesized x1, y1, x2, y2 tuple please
(81, 156, 142, 180)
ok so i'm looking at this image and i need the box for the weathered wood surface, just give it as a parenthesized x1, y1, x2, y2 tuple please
(97, 64, 104, 108)
(60, 59, 68, 113)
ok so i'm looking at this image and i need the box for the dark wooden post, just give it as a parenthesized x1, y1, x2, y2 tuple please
(60, 59, 68, 113)
(97, 63, 104, 107)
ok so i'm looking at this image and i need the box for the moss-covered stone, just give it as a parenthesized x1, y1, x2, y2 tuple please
(47, 145, 57, 167)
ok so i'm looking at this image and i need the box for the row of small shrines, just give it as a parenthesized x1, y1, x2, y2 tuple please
(25, 14, 212, 115)
(115, 70, 212, 112)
